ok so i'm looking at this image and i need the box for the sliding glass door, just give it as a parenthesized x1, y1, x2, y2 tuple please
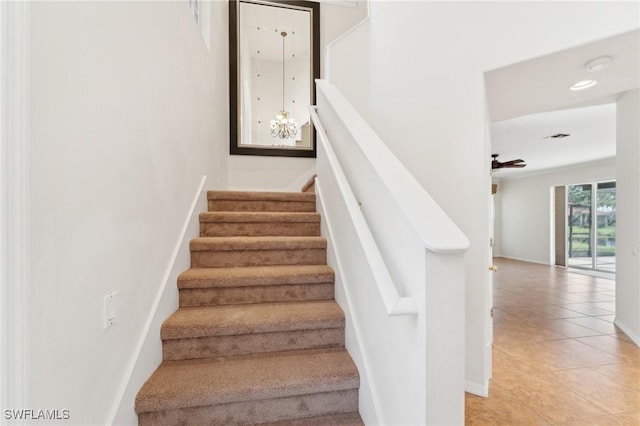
(567, 181, 616, 273)
(567, 184, 593, 269)
(596, 182, 616, 272)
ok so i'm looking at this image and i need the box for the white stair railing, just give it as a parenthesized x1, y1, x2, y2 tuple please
(309, 80, 469, 426)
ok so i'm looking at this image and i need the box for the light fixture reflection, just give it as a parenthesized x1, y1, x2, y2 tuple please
(270, 31, 298, 139)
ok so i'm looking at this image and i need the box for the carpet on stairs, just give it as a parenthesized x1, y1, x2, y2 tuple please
(135, 191, 363, 425)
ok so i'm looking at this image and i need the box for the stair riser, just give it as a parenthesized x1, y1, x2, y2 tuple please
(191, 249, 326, 268)
(163, 328, 345, 360)
(209, 200, 316, 213)
(179, 283, 334, 307)
(200, 222, 320, 237)
(262, 412, 363, 426)
(138, 388, 359, 426)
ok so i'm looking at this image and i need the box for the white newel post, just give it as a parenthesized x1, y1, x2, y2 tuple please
(424, 251, 466, 425)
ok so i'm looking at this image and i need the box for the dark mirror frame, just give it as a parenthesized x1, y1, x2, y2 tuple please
(229, 0, 320, 158)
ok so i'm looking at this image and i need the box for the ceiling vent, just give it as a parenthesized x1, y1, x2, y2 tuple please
(544, 133, 571, 139)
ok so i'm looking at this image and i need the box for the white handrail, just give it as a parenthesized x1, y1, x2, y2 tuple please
(309, 106, 418, 316)
(315, 80, 470, 254)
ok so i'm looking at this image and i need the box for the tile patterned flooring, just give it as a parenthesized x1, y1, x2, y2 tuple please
(465, 258, 640, 425)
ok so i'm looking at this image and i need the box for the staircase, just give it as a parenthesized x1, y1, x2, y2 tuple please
(135, 191, 363, 425)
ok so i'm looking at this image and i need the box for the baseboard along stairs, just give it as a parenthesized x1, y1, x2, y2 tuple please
(135, 191, 363, 425)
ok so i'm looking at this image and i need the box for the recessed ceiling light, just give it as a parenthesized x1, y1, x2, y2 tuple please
(569, 80, 598, 91)
(584, 56, 612, 72)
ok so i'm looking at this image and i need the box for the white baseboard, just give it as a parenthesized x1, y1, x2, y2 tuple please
(106, 175, 208, 425)
(614, 318, 640, 347)
(496, 256, 550, 266)
(465, 380, 489, 397)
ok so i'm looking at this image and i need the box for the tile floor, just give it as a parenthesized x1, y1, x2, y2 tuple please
(465, 258, 640, 425)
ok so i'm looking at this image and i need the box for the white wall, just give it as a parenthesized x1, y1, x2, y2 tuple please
(27, 2, 227, 424)
(228, 155, 316, 192)
(326, 0, 639, 394)
(495, 159, 616, 264)
(616, 89, 640, 344)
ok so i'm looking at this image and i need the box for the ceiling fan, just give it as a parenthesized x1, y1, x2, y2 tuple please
(491, 154, 526, 170)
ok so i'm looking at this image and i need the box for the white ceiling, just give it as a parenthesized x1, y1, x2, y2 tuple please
(486, 29, 640, 178)
(491, 103, 616, 176)
(240, 2, 311, 62)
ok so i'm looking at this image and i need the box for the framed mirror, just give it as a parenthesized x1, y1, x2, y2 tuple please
(229, 0, 320, 157)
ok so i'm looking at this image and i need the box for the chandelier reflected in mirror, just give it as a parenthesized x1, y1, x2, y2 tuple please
(230, 0, 319, 157)
(270, 31, 298, 139)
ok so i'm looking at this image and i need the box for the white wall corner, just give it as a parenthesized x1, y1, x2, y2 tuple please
(615, 88, 640, 346)
(107, 176, 208, 425)
(614, 319, 640, 347)
(0, 2, 30, 421)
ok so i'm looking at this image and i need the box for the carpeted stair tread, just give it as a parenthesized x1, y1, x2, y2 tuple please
(136, 390, 359, 426)
(178, 265, 334, 289)
(199, 212, 321, 237)
(199, 212, 320, 223)
(161, 301, 345, 340)
(190, 236, 326, 251)
(208, 191, 316, 213)
(135, 348, 359, 414)
(260, 411, 364, 426)
(177, 265, 335, 307)
(208, 191, 316, 203)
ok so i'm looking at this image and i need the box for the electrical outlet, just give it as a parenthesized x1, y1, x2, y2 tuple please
(103, 292, 117, 329)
